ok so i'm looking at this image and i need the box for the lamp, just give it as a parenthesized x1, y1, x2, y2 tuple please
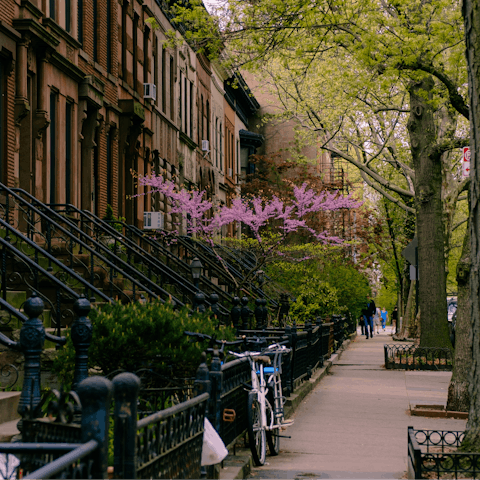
(190, 257, 203, 288)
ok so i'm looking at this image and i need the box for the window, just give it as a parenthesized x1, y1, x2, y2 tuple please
(189, 82, 193, 138)
(169, 55, 174, 119)
(66, 0, 71, 32)
(184, 77, 187, 133)
(93, 0, 98, 62)
(0, 62, 4, 184)
(49, 0, 56, 21)
(106, 0, 112, 72)
(153, 36, 159, 107)
(162, 48, 166, 112)
(143, 26, 149, 84)
(179, 71, 182, 126)
(206, 101, 210, 142)
(77, 0, 83, 43)
(106, 129, 113, 205)
(121, 1, 128, 79)
(219, 122, 222, 171)
(65, 102, 72, 204)
(215, 118, 218, 167)
(133, 13, 139, 92)
(49, 91, 57, 204)
(200, 95, 204, 141)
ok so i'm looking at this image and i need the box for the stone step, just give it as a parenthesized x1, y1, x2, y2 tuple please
(0, 419, 20, 442)
(0, 392, 21, 425)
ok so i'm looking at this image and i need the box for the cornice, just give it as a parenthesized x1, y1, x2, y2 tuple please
(12, 18, 60, 48)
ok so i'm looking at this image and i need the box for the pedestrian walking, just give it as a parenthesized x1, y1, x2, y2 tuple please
(374, 307, 381, 334)
(360, 304, 369, 335)
(365, 295, 376, 338)
(391, 306, 398, 335)
(381, 307, 388, 331)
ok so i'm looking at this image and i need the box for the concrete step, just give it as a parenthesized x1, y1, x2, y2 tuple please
(0, 419, 20, 442)
(0, 392, 20, 425)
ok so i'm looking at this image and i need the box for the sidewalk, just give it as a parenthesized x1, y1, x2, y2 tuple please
(221, 327, 466, 480)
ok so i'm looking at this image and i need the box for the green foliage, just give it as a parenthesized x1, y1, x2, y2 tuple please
(51, 301, 235, 388)
(103, 204, 125, 233)
(267, 244, 370, 319)
(289, 280, 339, 322)
(322, 263, 370, 319)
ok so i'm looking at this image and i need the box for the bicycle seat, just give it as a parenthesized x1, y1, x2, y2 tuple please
(255, 355, 271, 365)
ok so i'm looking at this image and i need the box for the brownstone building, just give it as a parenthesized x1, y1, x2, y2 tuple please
(0, 0, 264, 235)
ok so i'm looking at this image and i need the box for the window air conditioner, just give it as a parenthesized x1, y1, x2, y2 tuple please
(143, 83, 157, 101)
(143, 211, 164, 230)
(201, 140, 210, 152)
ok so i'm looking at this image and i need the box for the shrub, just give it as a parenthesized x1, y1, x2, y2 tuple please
(51, 300, 235, 388)
(289, 280, 339, 322)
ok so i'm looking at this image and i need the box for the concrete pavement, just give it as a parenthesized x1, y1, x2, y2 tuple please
(240, 327, 466, 479)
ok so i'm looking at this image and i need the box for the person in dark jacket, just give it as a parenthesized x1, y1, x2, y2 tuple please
(365, 295, 376, 339)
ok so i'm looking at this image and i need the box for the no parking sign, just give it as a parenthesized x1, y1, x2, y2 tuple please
(463, 146, 471, 178)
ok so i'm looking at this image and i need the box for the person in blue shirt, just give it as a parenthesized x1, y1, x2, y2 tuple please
(380, 307, 388, 331)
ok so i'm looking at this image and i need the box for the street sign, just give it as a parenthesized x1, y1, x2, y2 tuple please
(463, 146, 471, 178)
(402, 237, 418, 265)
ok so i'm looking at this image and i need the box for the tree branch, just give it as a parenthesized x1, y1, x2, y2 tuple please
(359, 170, 416, 213)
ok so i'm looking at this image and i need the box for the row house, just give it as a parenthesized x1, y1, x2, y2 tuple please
(0, 0, 262, 234)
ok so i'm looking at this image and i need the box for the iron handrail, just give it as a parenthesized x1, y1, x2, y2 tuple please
(125, 223, 234, 309)
(49, 204, 230, 315)
(0, 296, 66, 346)
(137, 392, 209, 429)
(0, 217, 113, 306)
(23, 439, 99, 480)
(4, 185, 181, 306)
(198, 240, 277, 301)
(177, 234, 282, 310)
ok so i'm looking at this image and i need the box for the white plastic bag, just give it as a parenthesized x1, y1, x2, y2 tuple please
(201, 418, 228, 466)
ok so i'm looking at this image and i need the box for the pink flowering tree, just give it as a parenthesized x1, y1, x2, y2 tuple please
(137, 174, 362, 293)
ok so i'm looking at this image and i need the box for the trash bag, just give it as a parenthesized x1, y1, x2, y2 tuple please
(201, 418, 228, 466)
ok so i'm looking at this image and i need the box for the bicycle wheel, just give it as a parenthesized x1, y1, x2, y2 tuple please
(266, 398, 280, 455)
(247, 391, 266, 466)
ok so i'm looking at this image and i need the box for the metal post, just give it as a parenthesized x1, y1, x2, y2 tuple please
(17, 294, 45, 429)
(230, 297, 241, 332)
(77, 376, 113, 480)
(209, 348, 223, 435)
(254, 298, 262, 330)
(113, 372, 141, 480)
(71, 295, 93, 391)
(240, 297, 251, 330)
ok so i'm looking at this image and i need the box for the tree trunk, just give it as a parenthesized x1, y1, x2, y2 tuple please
(462, 0, 480, 451)
(407, 78, 451, 348)
(447, 223, 471, 412)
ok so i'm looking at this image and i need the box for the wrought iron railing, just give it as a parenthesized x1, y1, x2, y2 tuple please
(384, 344, 453, 371)
(112, 372, 209, 480)
(0, 184, 181, 307)
(407, 427, 478, 479)
(0, 375, 111, 480)
(45, 205, 231, 316)
(0, 216, 113, 329)
(172, 235, 279, 308)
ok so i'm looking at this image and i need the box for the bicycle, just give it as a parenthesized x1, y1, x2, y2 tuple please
(184, 332, 293, 466)
(230, 339, 293, 466)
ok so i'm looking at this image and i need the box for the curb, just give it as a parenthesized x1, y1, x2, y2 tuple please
(218, 334, 355, 479)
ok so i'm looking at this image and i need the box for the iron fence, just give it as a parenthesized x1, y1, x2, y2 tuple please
(384, 344, 453, 370)
(407, 427, 480, 479)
